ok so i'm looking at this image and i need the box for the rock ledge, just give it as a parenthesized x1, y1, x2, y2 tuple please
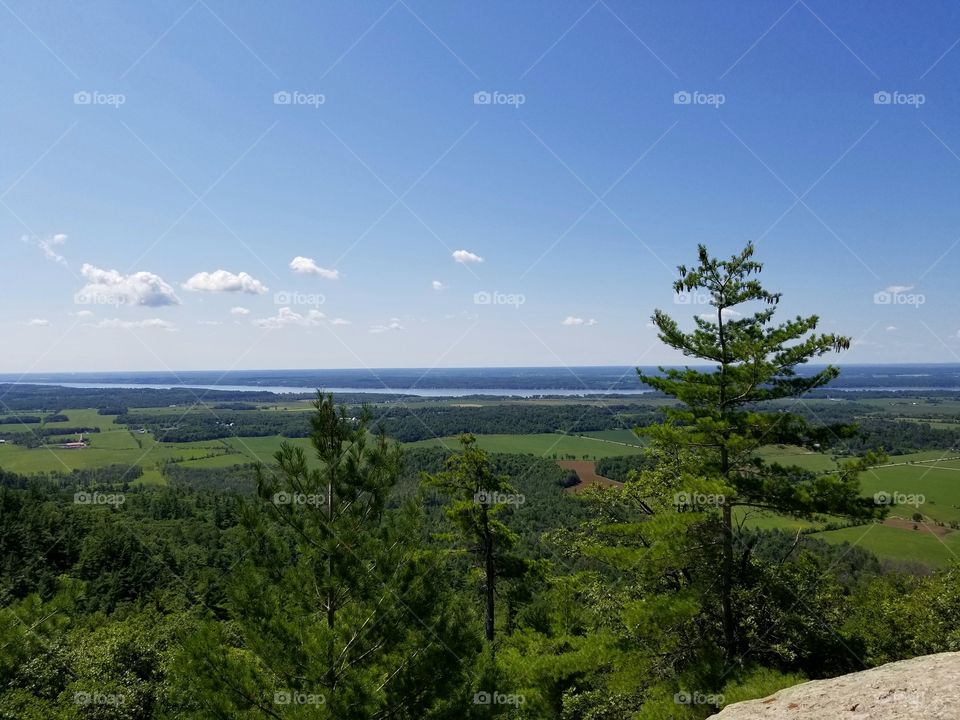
(709, 652, 960, 719)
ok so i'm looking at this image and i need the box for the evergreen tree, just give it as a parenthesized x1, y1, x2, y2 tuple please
(639, 243, 881, 659)
(180, 393, 478, 718)
(422, 434, 526, 649)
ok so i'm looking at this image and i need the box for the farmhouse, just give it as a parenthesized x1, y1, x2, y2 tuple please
(60, 433, 88, 449)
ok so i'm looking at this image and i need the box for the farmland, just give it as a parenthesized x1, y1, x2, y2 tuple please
(3, 390, 960, 570)
(405, 432, 644, 458)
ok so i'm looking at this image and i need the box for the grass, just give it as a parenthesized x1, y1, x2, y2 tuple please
(756, 445, 840, 472)
(577, 429, 645, 447)
(858, 463, 960, 524)
(814, 523, 960, 568)
(405, 433, 644, 459)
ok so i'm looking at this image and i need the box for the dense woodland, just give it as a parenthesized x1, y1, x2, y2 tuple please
(3, 245, 960, 718)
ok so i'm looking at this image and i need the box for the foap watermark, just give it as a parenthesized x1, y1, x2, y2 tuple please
(273, 491, 325, 507)
(74, 692, 126, 707)
(274, 690, 326, 706)
(474, 490, 525, 506)
(73, 90, 126, 108)
(473, 90, 526, 108)
(273, 90, 326, 108)
(274, 291, 325, 308)
(474, 290, 525, 308)
(674, 691, 724, 706)
(873, 286, 925, 307)
(874, 491, 925, 508)
(674, 291, 711, 305)
(73, 291, 127, 308)
(674, 90, 725, 108)
(473, 691, 525, 706)
(673, 491, 725, 509)
(74, 491, 125, 507)
(874, 90, 925, 108)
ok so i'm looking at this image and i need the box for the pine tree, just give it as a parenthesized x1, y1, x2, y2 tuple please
(180, 393, 478, 719)
(422, 434, 524, 650)
(639, 243, 880, 660)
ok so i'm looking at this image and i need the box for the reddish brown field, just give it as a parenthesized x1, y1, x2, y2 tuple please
(883, 517, 953, 537)
(558, 460, 622, 494)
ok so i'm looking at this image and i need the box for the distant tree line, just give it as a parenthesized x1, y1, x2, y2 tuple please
(0, 426, 101, 447)
(828, 418, 960, 455)
(119, 403, 662, 443)
(0, 413, 68, 424)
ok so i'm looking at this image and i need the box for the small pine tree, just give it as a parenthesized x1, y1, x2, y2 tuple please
(180, 393, 478, 718)
(422, 434, 525, 650)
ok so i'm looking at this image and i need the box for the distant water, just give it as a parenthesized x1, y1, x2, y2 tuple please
(24, 382, 651, 398)
(3, 364, 960, 396)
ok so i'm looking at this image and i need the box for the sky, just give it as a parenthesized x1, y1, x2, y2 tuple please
(2, 0, 960, 372)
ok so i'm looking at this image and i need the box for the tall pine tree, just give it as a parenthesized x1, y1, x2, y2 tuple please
(639, 243, 879, 660)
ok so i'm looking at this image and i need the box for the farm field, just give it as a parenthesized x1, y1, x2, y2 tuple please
(405, 432, 645, 458)
(814, 522, 960, 569)
(755, 445, 840, 471)
(0, 408, 270, 478)
(724, 448, 960, 566)
(577, 429, 645, 447)
(558, 460, 622, 493)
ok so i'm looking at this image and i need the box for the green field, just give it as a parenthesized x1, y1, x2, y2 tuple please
(756, 445, 841, 471)
(0, 408, 259, 479)
(405, 432, 645, 458)
(577, 429, 645, 447)
(737, 449, 960, 566)
(815, 523, 960, 568)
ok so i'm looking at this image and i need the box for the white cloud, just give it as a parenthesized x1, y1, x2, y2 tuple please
(78, 264, 181, 307)
(453, 249, 483, 264)
(230, 306, 251, 316)
(331, 318, 351, 325)
(91, 318, 175, 331)
(23, 233, 68, 265)
(562, 316, 597, 326)
(198, 320, 222, 326)
(698, 308, 741, 320)
(886, 285, 913, 294)
(253, 307, 325, 329)
(885, 325, 898, 332)
(289, 256, 339, 280)
(69, 310, 94, 318)
(183, 270, 268, 294)
(432, 280, 445, 290)
(23, 318, 51, 327)
(370, 318, 404, 333)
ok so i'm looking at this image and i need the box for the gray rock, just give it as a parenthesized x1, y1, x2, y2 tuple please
(708, 652, 960, 719)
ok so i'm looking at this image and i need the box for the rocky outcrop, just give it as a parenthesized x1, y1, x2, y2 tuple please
(709, 652, 960, 719)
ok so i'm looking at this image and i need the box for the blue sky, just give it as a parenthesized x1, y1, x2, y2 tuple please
(2, 0, 960, 372)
